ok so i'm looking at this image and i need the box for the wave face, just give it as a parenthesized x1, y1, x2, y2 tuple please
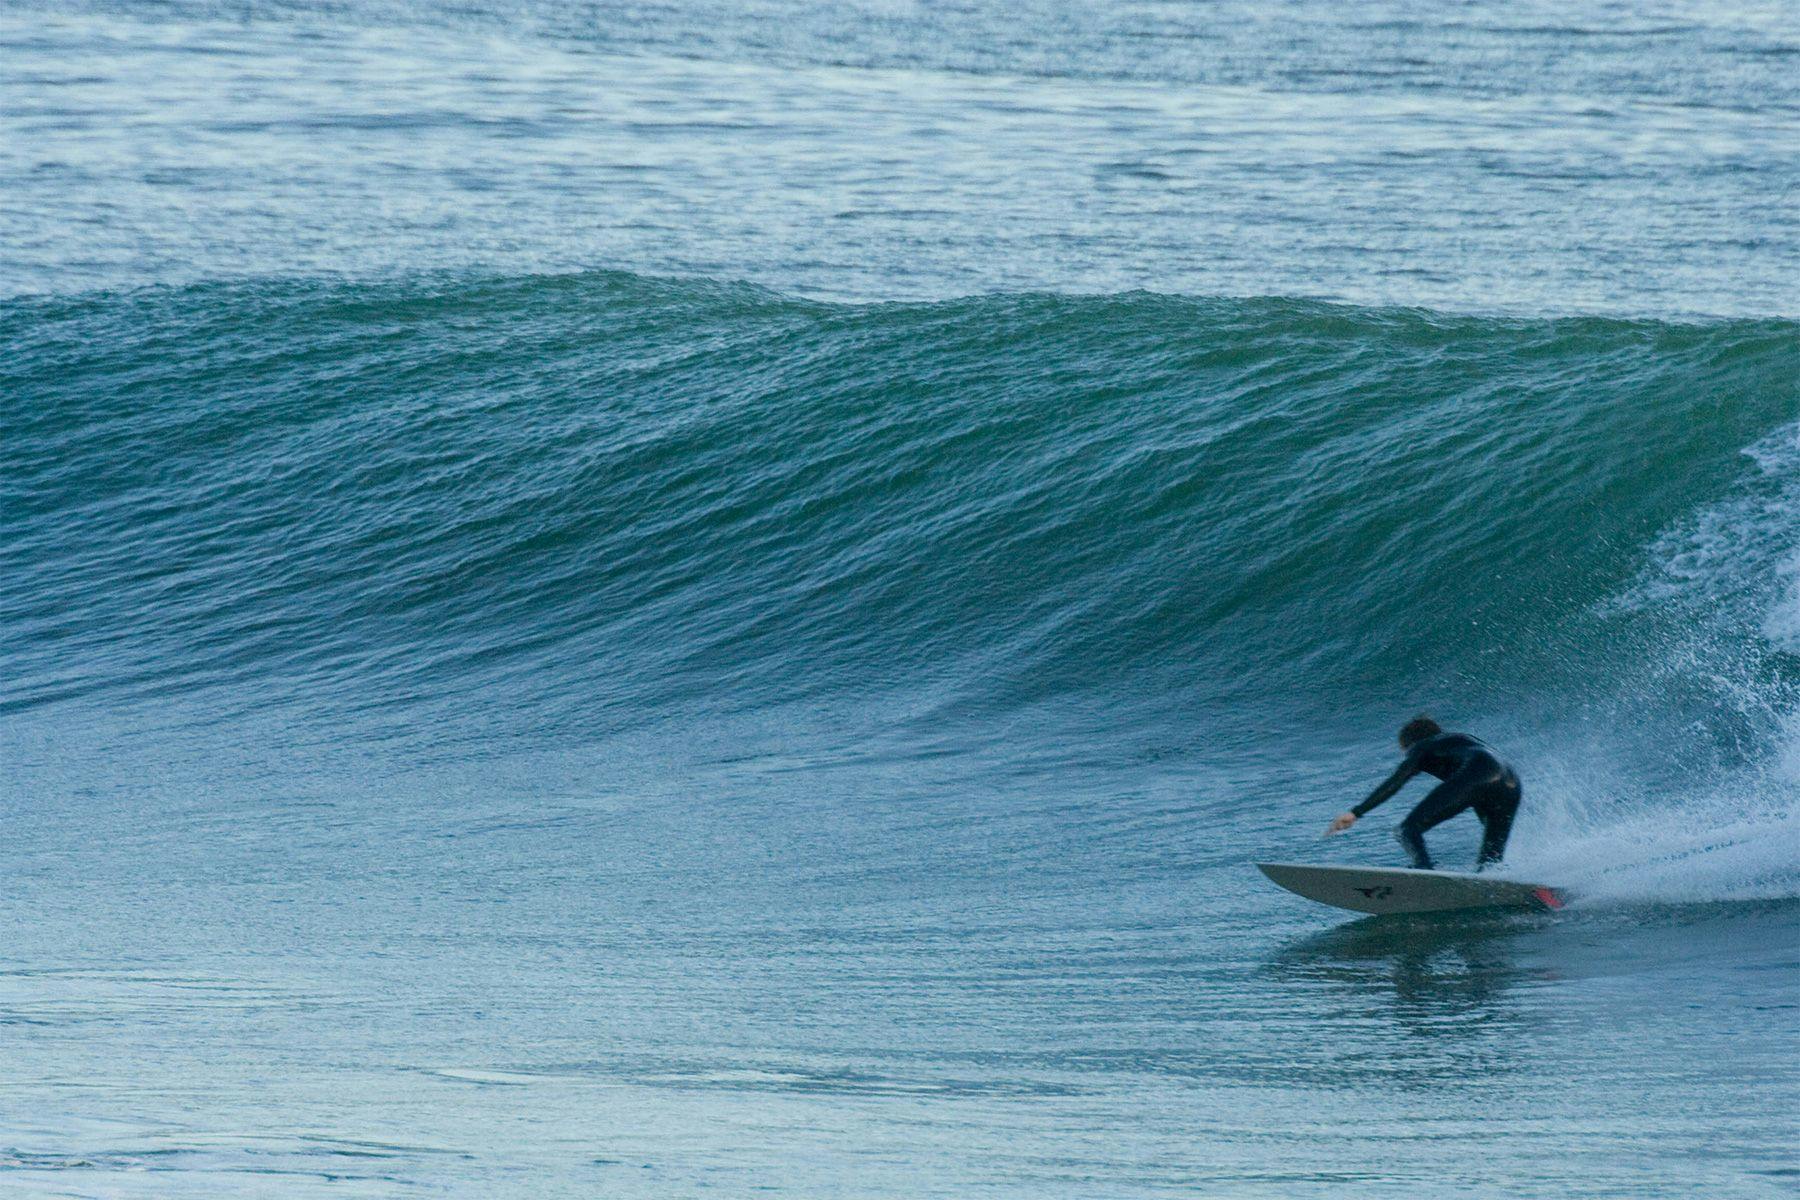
(6, 272, 1800, 907)
(6, 274, 1797, 777)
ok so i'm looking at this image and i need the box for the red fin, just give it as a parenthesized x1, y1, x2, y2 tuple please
(1533, 886, 1564, 910)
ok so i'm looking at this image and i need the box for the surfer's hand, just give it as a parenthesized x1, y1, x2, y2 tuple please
(1326, 812, 1357, 836)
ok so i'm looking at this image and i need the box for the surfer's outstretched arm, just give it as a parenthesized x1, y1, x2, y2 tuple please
(1352, 753, 1421, 817)
(1326, 748, 1423, 835)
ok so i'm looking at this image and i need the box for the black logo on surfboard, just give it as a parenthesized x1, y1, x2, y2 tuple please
(1354, 885, 1394, 899)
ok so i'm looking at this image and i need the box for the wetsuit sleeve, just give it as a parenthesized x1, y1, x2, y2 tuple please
(1351, 748, 1423, 817)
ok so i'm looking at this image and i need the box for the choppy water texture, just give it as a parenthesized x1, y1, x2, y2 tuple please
(4, 0, 1800, 313)
(3, 2, 1800, 1197)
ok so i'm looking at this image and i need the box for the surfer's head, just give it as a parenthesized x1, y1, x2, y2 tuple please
(1398, 715, 1441, 750)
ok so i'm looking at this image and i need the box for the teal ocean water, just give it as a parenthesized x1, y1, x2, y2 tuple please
(4, 2, 1799, 1196)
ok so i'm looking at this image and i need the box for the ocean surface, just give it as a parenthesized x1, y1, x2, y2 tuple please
(3, 1, 1799, 1196)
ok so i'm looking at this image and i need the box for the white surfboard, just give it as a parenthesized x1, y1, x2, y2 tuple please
(1257, 862, 1564, 915)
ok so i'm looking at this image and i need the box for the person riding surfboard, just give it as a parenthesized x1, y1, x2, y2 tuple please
(1325, 716, 1521, 871)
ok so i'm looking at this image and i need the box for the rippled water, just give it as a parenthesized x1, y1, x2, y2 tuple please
(6, 743, 1798, 1197)
(5, 1, 1798, 312)
(3, 1, 1799, 1196)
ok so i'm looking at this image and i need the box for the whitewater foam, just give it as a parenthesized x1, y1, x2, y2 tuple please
(1522, 420, 1800, 904)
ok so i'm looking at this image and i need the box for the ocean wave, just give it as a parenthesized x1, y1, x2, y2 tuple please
(4, 272, 1796, 773)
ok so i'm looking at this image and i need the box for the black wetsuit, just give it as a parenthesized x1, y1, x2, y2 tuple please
(1351, 732, 1521, 870)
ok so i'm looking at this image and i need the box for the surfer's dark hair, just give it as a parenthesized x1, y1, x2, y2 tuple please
(1398, 715, 1442, 748)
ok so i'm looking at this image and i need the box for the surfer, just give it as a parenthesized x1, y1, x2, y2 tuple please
(1325, 716, 1521, 870)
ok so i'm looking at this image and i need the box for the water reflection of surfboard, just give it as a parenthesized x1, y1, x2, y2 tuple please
(1257, 862, 1564, 915)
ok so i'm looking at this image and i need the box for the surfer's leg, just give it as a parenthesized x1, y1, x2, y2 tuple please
(1396, 781, 1476, 870)
(1474, 778, 1522, 869)
(1393, 824, 1432, 869)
